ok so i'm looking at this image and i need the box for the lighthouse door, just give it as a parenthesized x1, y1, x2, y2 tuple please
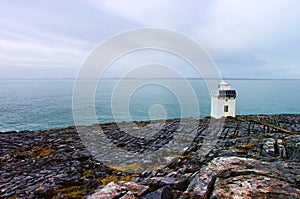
(224, 105, 229, 117)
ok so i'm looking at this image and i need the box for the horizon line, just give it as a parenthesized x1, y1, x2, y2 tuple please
(0, 77, 300, 80)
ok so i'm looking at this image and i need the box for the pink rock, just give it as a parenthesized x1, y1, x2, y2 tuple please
(184, 156, 300, 198)
(88, 181, 148, 199)
(88, 182, 124, 199)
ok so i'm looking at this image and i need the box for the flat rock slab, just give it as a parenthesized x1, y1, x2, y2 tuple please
(0, 114, 299, 198)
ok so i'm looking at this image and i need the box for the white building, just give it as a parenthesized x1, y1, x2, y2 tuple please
(211, 81, 236, 118)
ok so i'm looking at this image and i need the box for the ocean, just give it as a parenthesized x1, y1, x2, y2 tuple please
(0, 79, 299, 132)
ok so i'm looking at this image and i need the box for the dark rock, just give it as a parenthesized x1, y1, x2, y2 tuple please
(145, 176, 187, 191)
(141, 186, 174, 199)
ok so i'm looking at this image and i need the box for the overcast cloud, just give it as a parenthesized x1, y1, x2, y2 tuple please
(0, 0, 299, 79)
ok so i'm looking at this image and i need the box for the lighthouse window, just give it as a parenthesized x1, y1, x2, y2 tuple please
(224, 105, 229, 112)
(219, 90, 236, 98)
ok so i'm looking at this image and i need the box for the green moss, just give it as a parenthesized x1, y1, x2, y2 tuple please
(28, 146, 52, 157)
(119, 173, 140, 182)
(82, 170, 94, 176)
(100, 175, 119, 185)
(39, 148, 52, 156)
(52, 186, 86, 199)
(7, 196, 17, 199)
(97, 173, 140, 186)
(237, 143, 255, 150)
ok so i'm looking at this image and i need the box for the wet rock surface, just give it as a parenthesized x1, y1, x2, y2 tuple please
(0, 114, 300, 198)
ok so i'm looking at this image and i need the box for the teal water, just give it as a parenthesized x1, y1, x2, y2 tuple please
(0, 79, 299, 132)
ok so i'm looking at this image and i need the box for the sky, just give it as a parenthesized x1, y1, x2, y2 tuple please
(0, 0, 299, 79)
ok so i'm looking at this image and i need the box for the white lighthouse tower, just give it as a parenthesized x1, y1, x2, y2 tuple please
(211, 81, 236, 118)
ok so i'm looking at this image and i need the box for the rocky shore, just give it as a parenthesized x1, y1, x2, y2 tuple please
(1, 114, 300, 198)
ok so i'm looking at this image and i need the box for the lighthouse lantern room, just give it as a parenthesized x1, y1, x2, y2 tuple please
(211, 81, 236, 118)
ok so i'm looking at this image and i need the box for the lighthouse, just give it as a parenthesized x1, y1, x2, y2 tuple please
(211, 81, 236, 118)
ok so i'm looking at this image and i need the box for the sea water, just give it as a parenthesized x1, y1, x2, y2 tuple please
(0, 79, 299, 132)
